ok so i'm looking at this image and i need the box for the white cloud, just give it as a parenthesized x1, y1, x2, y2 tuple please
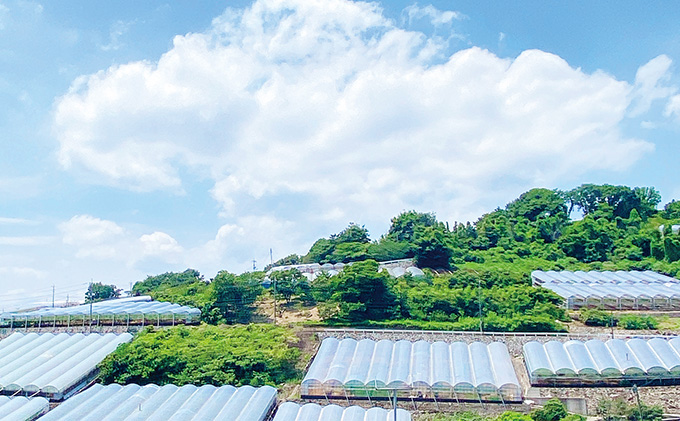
(140, 231, 183, 256)
(628, 54, 677, 117)
(100, 19, 135, 52)
(52, 0, 661, 269)
(665, 94, 680, 119)
(403, 4, 464, 27)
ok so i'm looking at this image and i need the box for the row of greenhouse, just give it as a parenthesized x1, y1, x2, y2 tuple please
(532, 270, 680, 310)
(0, 297, 202, 328)
(9, 330, 680, 419)
(302, 338, 522, 403)
(524, 338, 680, 386)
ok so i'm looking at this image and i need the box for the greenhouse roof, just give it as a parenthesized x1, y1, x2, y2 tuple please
(37, 383, 277, 421)
(532, 270, 678, 285)
(0, 332, 132, 400)
(0, 396, 49, 421)
(524, 337, 680, 384)
(302, 338, 521, 400)
(1, 296, 201, 320)
(531, 270, 680, 308)
(273, 402, 411, 421)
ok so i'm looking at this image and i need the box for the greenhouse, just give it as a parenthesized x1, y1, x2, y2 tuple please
(531, 270, 680, 310)
(301, 338, 522, 403)
(524, 337, 680, 386)
(0, 332, 132, 400)
(37, 384, 277, 421)
(0, 296, 202, 328)
(0, 396, 49, 421)
(273, 402, 411, 421)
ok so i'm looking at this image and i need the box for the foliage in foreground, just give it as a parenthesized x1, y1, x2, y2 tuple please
(98, 324, 301, 387)
(597, 397, 663, 421)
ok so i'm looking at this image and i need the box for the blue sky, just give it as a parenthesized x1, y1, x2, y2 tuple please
(1, 0, 679, 309)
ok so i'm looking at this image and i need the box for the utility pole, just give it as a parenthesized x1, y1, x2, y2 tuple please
(252, 260, 257, 271)
(478, 276, 483, 334)
(270, 249, 276, 325)
(52, 285, 55, 308)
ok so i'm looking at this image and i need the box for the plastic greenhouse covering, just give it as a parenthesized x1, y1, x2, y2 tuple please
(0, 396, 49, 421)
(273, 402, 411, 421)
(524, 338, 680, 386)
(0, 296, 201, 327)
(531, 270, 680, 310)
(301, 338, 522, 403)
(37, 384, 277, 421)
(0, 332, 132, 400)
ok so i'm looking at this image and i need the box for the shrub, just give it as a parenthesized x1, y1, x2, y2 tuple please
(531, 398, 567, 421)
(618, 315, 659, 330)
(579, 309, 616, 327)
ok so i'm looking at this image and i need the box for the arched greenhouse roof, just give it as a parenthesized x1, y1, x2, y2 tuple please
(302, 338, 521, 401)
(273, 402, 412, 421)
(524, 338, 680, 385)
(37, 384, 277, 421)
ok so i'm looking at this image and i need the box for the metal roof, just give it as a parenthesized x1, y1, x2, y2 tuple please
(301, 338, 521, 402)
(273, 402, 411, 421)
(38, 384, 277, 421)
(1, 297, 201, 322)
(0, 396, 49, 421)
(0, 332, 132, 400)
(524, 337, 680, 385)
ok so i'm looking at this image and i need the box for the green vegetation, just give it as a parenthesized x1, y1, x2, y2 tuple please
(531, 398, 568, 421)
(132, 269, 264, 324)
(579, 309, 659, 330)
(99, 324, 301, 386)
(85, 282, 121, 303)
(598, 397, 663, 421)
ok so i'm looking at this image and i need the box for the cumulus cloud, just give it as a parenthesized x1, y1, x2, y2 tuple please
(52, 0, 662, 269)
(59, 214, 182, 264)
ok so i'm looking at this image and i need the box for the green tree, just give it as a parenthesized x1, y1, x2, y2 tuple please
(387, 211, 438, 242)
(132, 269, 203, 295)
(269, 268, 312, 303)
(85, 282, 121, 303)
(332, 222, 370, 243)
(319, 260, 398, 323)
(662, 200, 680, 219)
(531, 398, 567, 421)
(212, 271, 263, 323)
(414, 226, 454, 269)
(558, 215, 614, 262)
(506, 188, 567, 222)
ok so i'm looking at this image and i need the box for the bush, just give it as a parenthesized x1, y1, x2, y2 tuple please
(580, 309, 616, 327)
(98, 324, 301, 386)
(531, 398, 567, 421)
(618, 315, 659, 330)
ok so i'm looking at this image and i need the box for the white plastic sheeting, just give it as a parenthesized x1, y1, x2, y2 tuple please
(38, 384, 277, 421)
(532, 270, 680, 310)
(302, 338, 522, 403)
(1, 297, 201, 325)
(524, 338, 680, 385)
(0, 396, 49, 421)
(273, 402, 411, 421)
(0, 332, 132, 400)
